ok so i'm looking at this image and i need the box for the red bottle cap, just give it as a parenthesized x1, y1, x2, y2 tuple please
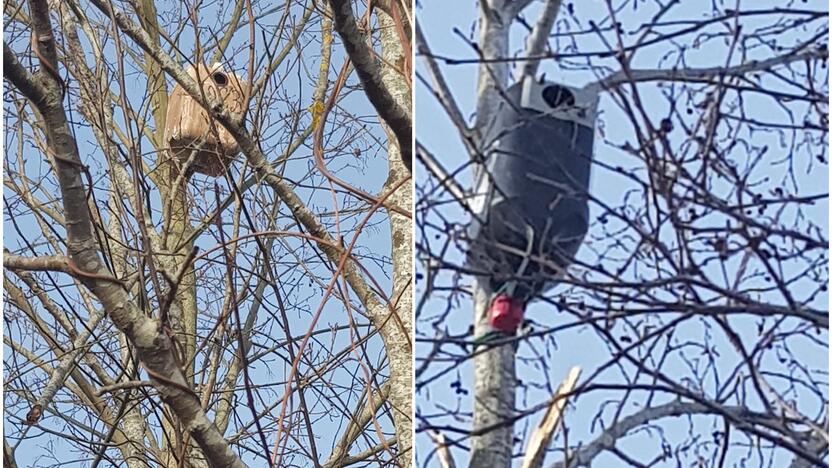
(488, 295, 525, 333)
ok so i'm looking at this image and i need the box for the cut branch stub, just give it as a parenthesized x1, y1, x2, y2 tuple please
(164, 63, 248, 177)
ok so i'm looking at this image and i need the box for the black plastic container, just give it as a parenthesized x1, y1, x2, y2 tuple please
(468, 77, 597, 300)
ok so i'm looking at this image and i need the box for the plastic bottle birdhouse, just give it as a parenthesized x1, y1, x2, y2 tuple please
(468, 76, 598, 300)
(164, 63, 247, 177)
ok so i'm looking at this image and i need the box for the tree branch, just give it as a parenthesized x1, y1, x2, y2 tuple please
(3, 10, 246, 467)
(550, 401, 828, 468)
(415, 142, 467, 206)
(4, 254, 70, 273)
(3, 439, 18, 468)
(427, 430, 457, 468)
(330, 437, 398, 466)
(322, 382, 391, 467)
(585, 45, 828, 93)
(415, 20, 469, 136)
(516, 0, 562, 81)
(84, 0, 386, 314)
(3, 42, 50, 106)
(327, 0, 413, 172)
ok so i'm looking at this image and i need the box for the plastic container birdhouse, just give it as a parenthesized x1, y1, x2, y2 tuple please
(468, 76, 598, 300)
(164, 63, 247, 177)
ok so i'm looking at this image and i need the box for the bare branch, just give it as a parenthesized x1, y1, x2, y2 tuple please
(415, 142, 467, 206)
(95, 380, 155, 396)
(521, 367, 580, 468)
(4, 5, 246, 465)
(323, 382, 391, 467)
(516, 0, 562, 81)
(327, 0, 413, 172)
(4, 254, 70, 273)
(3, 42, 50, 106)
(586, 45, 828, 93)
(415, 20, 469, 135)
(551, 401, 828, 468)
(3, 439, 18, 468)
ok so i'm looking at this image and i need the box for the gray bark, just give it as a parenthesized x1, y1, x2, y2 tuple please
(378, 10, 414, 466)
(469, 1, 529, 466)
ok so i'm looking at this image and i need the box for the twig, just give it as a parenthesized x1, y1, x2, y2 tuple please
(327, 0, 413, 172)
(212, 184, 274, 467)
(95, 380, 154, 396)
(158, 246, 199, 326)
(322, 383, 391, 467)
(415, 142, 467, 204)
(584, 45, 828, 94)
(414, 21, 469, 136)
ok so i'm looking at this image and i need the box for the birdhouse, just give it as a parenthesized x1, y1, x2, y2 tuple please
(164, 63, 247, 177)
(468, 76, 598, 300)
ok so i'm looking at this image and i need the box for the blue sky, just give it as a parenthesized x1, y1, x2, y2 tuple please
(415, 1, 827, 466)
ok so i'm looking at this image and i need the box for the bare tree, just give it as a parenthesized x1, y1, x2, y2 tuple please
(415, 1, 827, 467)
(3, 0, 411, 467)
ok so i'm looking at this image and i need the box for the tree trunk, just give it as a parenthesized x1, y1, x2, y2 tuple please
(469, 1, 529, 466)
(378, 9, 414, 466)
